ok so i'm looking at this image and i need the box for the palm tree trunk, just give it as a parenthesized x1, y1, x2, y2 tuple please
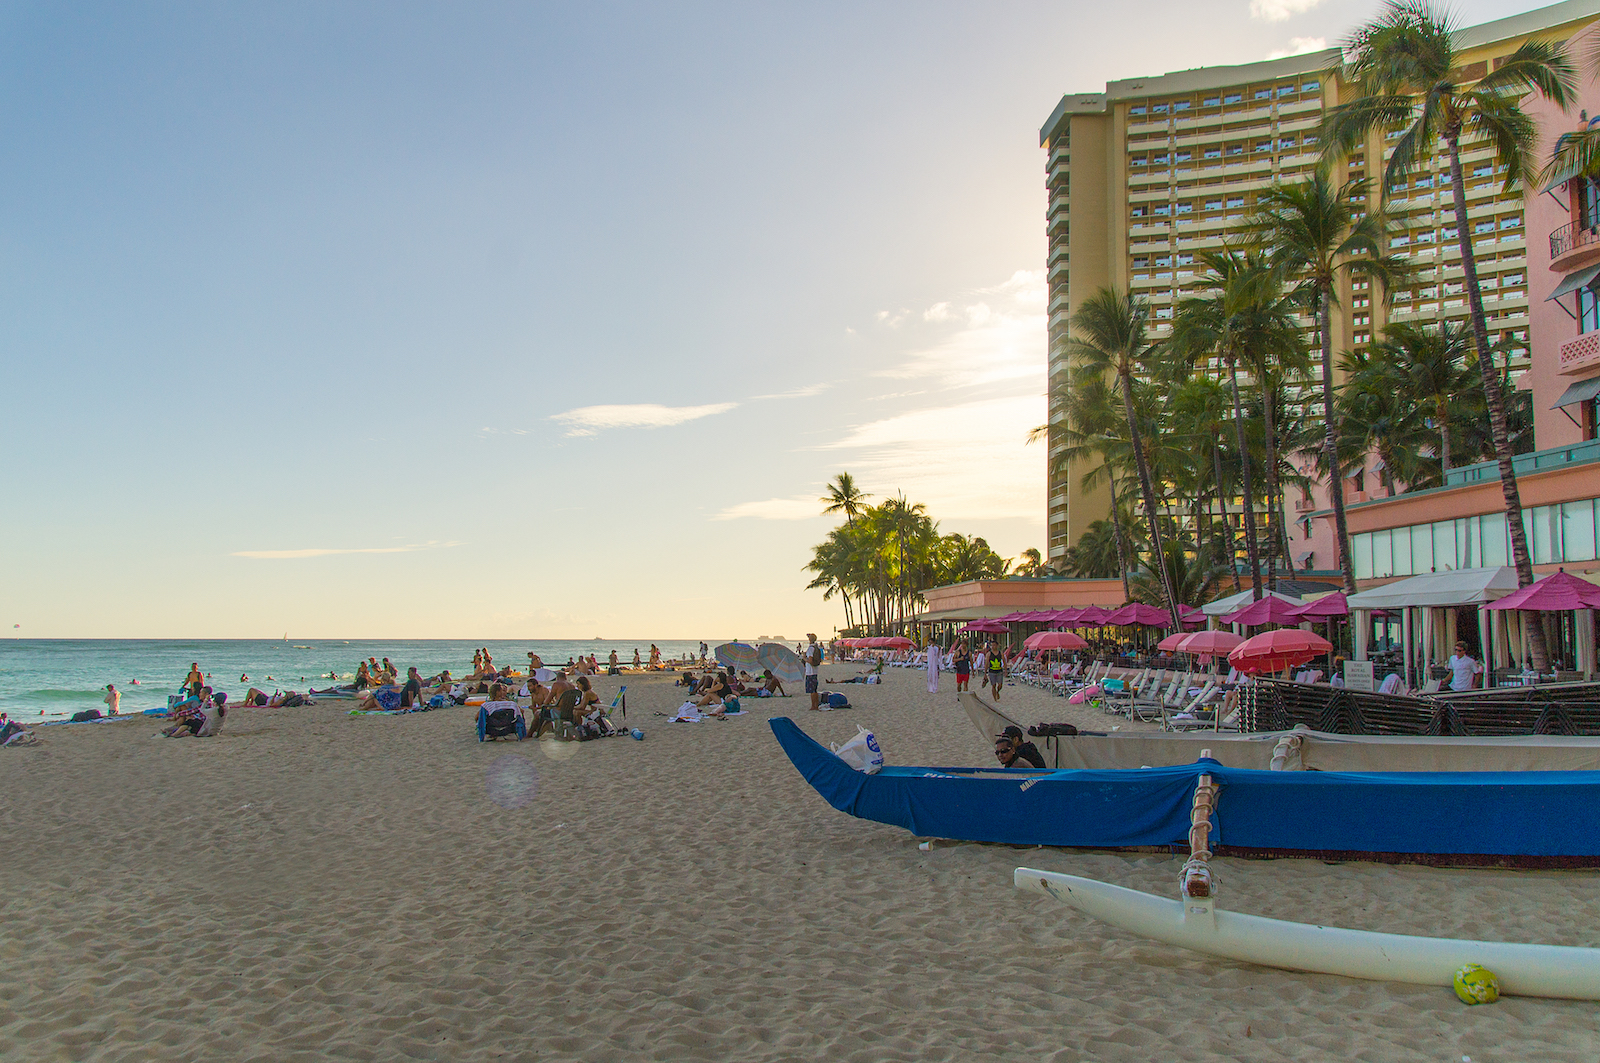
(1107, 468, 1133, 602)
(1212, 443, 1242, 593)
(1437, 398, 1453, 474)
(1445, 133, 1548, 671)
(1262, 385, 1283, 596)
(1319, 292, 1358, 595)
(1119, 369, 1182, 628)
(1227, 361, 1264, 599)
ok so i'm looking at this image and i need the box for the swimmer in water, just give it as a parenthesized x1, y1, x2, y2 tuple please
(240, 674, 249, 682)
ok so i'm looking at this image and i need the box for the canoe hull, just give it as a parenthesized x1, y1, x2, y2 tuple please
(770, 716, 1600, 863)
(1015, 867, 1600, 1000)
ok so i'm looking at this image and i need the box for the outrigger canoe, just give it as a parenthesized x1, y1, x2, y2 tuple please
(769, 716, 1600, 865)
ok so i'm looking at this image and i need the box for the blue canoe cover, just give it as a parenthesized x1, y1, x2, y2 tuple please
(768, 717, 1600, 857)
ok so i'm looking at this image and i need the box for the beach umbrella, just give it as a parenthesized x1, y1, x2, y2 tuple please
(1486, 571, 1600, 611)
(1220, 595, 1305, 627)
(995, 611, 1032, 622)
(1050, 605, 1110, 628)
(881, 636, 914, 649)
(1286, 592, 1350, 620)
(959, 619, 1009, 634)
(1228, 629, 1332, 674)
(1101, 602, 1171, 627)
(756, 643, 805, 685)
(1155, 631, 1191, 653)
(714, 642, 760, 670)
(1045, 607, 1084, 626)
(1023, 630, 1089, 651)
(1178, 604, 1207, 629)
(1174, 630, 1245, 659)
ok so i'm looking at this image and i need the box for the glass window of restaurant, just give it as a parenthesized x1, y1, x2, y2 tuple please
(1351, 499, 1600, 579)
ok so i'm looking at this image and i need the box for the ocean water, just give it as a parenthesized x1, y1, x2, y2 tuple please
(0, 639, 717, 719)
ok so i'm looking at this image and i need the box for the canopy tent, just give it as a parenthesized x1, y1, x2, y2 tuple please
(1101, 602, 1172, 627)
(1487, 571, 1600, 612)
(1201, 588, 1301, 617)
(1345, 566, 1520, 610)
(1220, 595, 1307, 627)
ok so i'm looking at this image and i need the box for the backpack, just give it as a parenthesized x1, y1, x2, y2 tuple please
(808, 645, 823, 667)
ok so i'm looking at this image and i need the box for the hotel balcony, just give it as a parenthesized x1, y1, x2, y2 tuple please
(1559, 331, 1600, 377)
(1444, 437, 1600, 486)
(1550, 220, 1600, 274)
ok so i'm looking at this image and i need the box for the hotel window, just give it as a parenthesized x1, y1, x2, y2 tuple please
(1391, 235, 1411, 247)
(1580, 179, 1600, 229)
(1301, 80, 1320, 92)
(1203, 96, 1221, 106)
(1154, 154, 1170, 164)
(1154, 255, 1172, 266)
(1416, 175, 1433, 188)
(1175, 151, 1192, 162)
(1153, 204, 1172, 216)
(1279, 137, 1296, 148)
(1155, 307, 1173, 319)
(1255, 141, 1273, 152)
(1154, 103, 1169, 113)
(1579, 282, 1600, 334)
(1474, 220, 1495, 234)
(1176, 253, 1194, 265)
(1131, 206, 1146, 217)
(1133, 257, 1149, 267)
(1277, 85, 1295, 97)
(1227, 145, 1244, 155)
(1205, 199, 1222, 210)
(1224, 93, 1243, 104)
(1254, 89, 1271, 100)
(1204, 148, 1222, 159)
(1131, 155, 1148, 166)
(1442, 225, 1458, 239)
(1130, 105, 1147, 115)
(1472, 163, 1493, 177)
(1175, 203, 1192, 213)
(1500, 215, 1522, 230)
(1174, 101, 1191, 111)
(1226, 196, 1244, 208)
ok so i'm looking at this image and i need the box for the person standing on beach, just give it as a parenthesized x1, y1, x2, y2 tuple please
(804, 633, 822, 711)
(103, 684, 120, 715)
(184, 663, 203, 700)
(1448, 642, 1483, 691)
(985, 641, 1005, 701)
(953, 642, 971, 693)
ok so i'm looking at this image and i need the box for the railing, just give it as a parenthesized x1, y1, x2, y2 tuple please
(1551, 220, 1600, 260)
(1560, 331, 1600, 376)
(1444, 438, 1600, 485)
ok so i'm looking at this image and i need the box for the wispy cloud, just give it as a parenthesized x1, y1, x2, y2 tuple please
(752, 383, 831, 400)
(1268, 36, 1328, 59)
(550, 402, 736, 437)
(712, 497, 824, 521)
(1251, 0, 1324, 22)
(818, 394, 1046, 523)
(876, 269, 1046, 390)
(232, 541, 463, 560)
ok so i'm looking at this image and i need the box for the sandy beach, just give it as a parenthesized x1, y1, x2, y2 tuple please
(4, 663, 1600, 1061)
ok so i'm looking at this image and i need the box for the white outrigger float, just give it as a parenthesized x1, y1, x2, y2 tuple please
(1014, 754, 1600, 1000)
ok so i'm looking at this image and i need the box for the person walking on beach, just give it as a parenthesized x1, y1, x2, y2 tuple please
(804, 633, 822, 711)
(953, 642, 971, 693)
(103, 684, 121, 716)
(925, 642, 941, 694)
(985, 640, 1005, 701)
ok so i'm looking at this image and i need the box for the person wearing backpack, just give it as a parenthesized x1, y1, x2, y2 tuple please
(804, 633, 823, 711)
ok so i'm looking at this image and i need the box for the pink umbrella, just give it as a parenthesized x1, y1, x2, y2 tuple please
(1174, 630, 1245, 658)
(1286, 592, 1349, 620)
(1023, 630, 1089, 651)
(1486, 571, 1600, 612)
(1220, 595, 1304, 627)
(1051, 605, 1110, 628)
(881, 636, 914, 649)
(1101, 602, 1172, 627)
(959, 619, 1009, 634)
(1046, 607, 1084, 626)
(1228, 629, 1332, 675)
(1155, 631, 1191, 652)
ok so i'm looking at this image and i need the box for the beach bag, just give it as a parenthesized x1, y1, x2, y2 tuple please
(723, 697, 741, 713)
(827, 692, 849, 708)
(831, 726, 883, 774)
(71, 709, 102, 723)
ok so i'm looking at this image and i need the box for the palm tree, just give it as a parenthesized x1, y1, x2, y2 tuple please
(1247, 173, 1405, 594)
(1169, 376, 1243, 592)
(820, 472, 871, 525)
(1322, 0, 1574, 666)
(1170, 250, 1287, 599)
(1068, 288, 1183, 628)
(1039, 372, 1142, 600)
(1013, 548, 1045, 577)
(1370, 321, 1483, 474)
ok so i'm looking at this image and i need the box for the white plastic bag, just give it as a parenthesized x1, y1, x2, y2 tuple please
(831, 725, 884, 774)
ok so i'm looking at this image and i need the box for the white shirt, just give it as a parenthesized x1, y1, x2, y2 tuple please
(1447, 654, 1482, 691)
(804, 643, 819, 677)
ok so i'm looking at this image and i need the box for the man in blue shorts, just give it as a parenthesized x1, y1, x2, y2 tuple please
(804, 633, 822, 711)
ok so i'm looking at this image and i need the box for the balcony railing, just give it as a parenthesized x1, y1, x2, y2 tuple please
(1551, 220, 1600, 260)
(1559, 331, 1600, 376)
(1444, 438, 1600, 486)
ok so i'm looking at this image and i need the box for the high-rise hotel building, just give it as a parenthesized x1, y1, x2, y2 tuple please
(1039, 0, 1600, 571)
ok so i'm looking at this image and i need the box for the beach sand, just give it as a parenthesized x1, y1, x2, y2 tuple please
(4, 663, 1600, 1061)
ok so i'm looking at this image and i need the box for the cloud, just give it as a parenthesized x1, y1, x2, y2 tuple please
(712, 497, 825, 521)
(1268, 36, 1328, 59)
(550, 402, 737, 437)
(1250, 0, 1324, 21)
(876, 269, 1046, 389)
(753, 383, 831, 400)
(232, 541, 463, 559)
(817, 394, 1046, 523)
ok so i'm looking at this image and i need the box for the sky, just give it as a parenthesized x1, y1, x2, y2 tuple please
(0, 0, 1545, 639)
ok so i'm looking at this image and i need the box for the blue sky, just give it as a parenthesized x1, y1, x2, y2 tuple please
(0, 0, 1540, 638)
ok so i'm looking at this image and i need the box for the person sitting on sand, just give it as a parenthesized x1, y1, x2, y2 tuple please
(400, 667, 423, 709)
(995, 727, 1046, 769)
(758, 669, 785, 697)
(676, 670, 697, 689)
(648, 645, 661, 669)
(162, 692, 219, 737)
(693, 671, 734, 711)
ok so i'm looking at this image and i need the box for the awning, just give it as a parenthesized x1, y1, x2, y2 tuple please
(1201, 588, 1301, 616)
(1295, 551, 1314, 566)
(1347, 566, 1519, 609)
(1552, 374, 1600, 409)
(1548, 263, 1600, 301)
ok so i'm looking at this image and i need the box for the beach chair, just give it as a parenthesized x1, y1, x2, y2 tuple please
(477, 700, 527, 742)
(1162, 683, 1221, 731)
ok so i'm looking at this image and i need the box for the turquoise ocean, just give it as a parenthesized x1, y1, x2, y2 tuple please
(0, 639, 714, 719)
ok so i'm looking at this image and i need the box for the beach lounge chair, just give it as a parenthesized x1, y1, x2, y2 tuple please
(1161, 683, 1221, 731)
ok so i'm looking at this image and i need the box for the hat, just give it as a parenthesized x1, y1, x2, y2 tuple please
(996, 726, 1024, 742)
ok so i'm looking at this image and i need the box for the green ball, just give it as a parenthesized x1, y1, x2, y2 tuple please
(1453, 963, 1500, 1005)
